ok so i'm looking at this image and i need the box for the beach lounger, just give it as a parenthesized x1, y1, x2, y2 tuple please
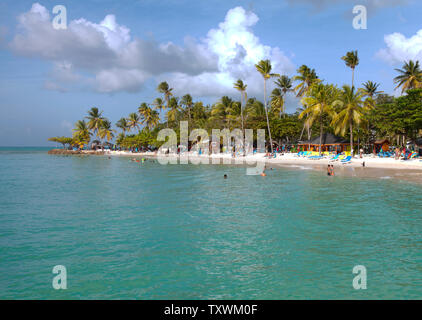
(341, 156, 352, 164)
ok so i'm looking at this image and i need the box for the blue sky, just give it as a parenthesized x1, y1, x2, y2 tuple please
(0, 0, 421, 146)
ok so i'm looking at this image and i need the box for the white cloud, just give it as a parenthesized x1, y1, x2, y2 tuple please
(95, 68, 148, 93)
(167, 7, 295, 97)
(377, 30, 422, 64)
(9, 3, 294, 97)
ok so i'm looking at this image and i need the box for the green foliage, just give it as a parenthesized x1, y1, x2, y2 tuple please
(48, 136, 74, 149)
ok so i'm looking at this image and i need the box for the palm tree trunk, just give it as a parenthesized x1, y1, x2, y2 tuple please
(241, 92, 245, 156)
(352, 68, 355, 88)
(264, 79, 274, 153)
(319, 114, 323, 155)
(350, 120, 354, 156)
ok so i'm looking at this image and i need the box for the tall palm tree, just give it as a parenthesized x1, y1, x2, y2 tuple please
(274, 75, 293, 118)
(166, 97, 180, 123)
(341, 50, 359, 88)
(359, 81, 382, 149)
(394, 60, 422, 94)
(157, 82, 173, 127)
(293, 65, 319, 141)
(255, 59, 279, 153)
(332, 85, 366, 155)
(293, 65, 319, 98)
(127, 112, 141, 133)
(116, 118, 129, 135)
(98, 120, 115, 143)
(270, 88, 285, 119)
(85, 107, 104, 137)
(72, 120, 91, 146)
(299, 83, 339, 154)
(233, 79, 247, 137)
(180, 94, 193, 124)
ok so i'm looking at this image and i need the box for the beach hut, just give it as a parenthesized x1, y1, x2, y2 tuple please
(298, 133, 350, 153)
(373, 139, 390, 154)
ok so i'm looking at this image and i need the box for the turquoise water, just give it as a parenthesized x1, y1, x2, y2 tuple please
(0, 148, 421, 299)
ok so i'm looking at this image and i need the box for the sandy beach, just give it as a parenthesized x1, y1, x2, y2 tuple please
(101, 150, 422, 184)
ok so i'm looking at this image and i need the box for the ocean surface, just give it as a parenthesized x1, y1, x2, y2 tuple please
(0, 147, 421, 299)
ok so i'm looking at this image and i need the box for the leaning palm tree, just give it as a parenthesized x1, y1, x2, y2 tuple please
(394, 60, 422, 94)
(157, 82, 173, 126)
(85, 107, 104, 137)
(127, 112, 141, 133)
(116, 118, 129, 135)
(341, 50, 359, 88)
(98, 120, 115, 143)
(299, 83, 339, 155)
(255, 59, 279, 153)
(270, 88, 285, 119)
(274, 75, 293, 118)
(332, 85, 366, 156)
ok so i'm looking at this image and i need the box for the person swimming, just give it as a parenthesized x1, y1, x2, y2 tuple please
(224, 174, 228, 179)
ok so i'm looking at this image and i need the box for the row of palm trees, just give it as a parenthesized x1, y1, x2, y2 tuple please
(64, 52, 421, 152)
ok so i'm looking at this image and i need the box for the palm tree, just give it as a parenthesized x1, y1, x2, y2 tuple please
(233, 79, 247, 136)
(210, 96, 234, 127)
(341, 50, 359, 88)
(293, 65, 319, 98)
(360, 81, 382, 149)
(274, 75, 293, 118)
(72, 120, 91, 146)
(166, 97, 180, 123)
(270, 88, 285, 119)
(180, 94, 193, 124)
(85, 107, 104, 137)
(127, 112, 141, 133)
(139, 103, 159, 130)
(98, 120, 115, 143)
(157, 82, 173, 126)
(361, 81, 383, 98)
(332, 85, 366, 156)
(293, 65, 319, 141)
(255, 59, 279, 153)
(116, 118, 129, 135)
(299, 83, 339, 154)
(394, 60, 422, 94)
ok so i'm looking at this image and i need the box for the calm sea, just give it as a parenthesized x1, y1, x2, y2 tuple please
(0, 147, 421, 299)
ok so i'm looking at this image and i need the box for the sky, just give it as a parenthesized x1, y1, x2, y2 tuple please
(0, 0, 422, 146)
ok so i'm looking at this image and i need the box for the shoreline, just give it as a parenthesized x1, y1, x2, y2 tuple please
(48, 149, 422, 184)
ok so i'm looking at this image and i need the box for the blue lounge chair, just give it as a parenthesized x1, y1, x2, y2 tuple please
(341, 156, 352, 163)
